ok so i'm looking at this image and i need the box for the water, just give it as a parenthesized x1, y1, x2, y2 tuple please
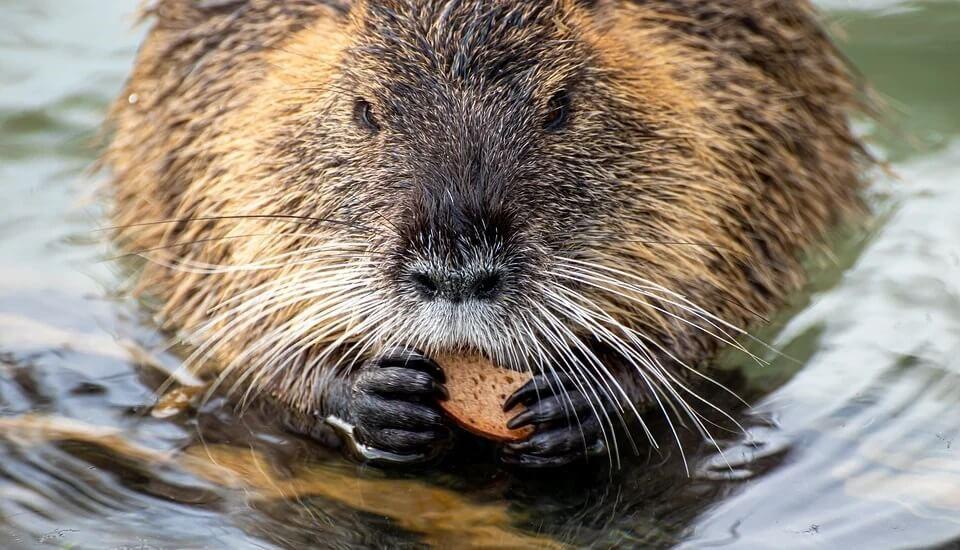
(1, 1, 958, 548)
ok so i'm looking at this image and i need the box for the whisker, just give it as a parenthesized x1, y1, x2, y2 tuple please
(555, 264, 769, 368)
(97, 213, 376, 234)
(140, 240, 382, 275)
(560, 257, 792, 363)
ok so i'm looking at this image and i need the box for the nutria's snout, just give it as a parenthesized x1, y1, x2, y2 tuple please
(391, 244, 525, 357)
(398, 241, 520, 308)
(394, 177, 527, 308)
(385, 179, 537, 355)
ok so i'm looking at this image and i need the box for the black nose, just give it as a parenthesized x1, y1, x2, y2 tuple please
(409, 268, 503, 303)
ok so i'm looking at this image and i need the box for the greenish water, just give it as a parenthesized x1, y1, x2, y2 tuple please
(1, 1, 959, 548)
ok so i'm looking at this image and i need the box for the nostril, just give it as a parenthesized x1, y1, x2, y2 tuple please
(410, 272, 440, 300)
(408, 269, 502, 302)
(472, 271, 502, 300)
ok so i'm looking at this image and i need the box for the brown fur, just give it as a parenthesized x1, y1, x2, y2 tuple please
(104, 1, 867, 427)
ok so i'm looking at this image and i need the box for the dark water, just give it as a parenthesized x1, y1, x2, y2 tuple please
(2, 1, 959, 548)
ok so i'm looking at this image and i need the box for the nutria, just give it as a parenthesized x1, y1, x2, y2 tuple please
(103, 0, 868, 468)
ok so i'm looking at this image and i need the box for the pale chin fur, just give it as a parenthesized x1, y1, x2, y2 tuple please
(383, 298, 524, 367)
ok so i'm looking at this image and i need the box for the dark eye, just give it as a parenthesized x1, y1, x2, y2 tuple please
(544, 90, 571, 131)
(353, 98, 380, 132)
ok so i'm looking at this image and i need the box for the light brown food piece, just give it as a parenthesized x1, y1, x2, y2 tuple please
(435, 354, 534, 442)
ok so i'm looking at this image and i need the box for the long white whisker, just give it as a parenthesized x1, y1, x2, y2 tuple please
(555, 265, 765, 368)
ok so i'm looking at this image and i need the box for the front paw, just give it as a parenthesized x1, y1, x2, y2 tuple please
(500, 373, 607, 468)
(347, 348, 452, 464)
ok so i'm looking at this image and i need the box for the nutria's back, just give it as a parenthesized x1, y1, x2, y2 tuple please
(104, 0, 868, 466)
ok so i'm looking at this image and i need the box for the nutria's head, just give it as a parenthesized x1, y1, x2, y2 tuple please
(108, 0, 863, 429)
(241, 0, 728, 367)
(329, 1, 628, 355)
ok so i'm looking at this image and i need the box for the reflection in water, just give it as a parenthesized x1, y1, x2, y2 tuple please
(1, 0, 960, 548)
(0, 415, 563, 548)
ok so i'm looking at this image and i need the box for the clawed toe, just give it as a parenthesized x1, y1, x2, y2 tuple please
(342, 348, 452, 465)
(502, 373, 609, 468)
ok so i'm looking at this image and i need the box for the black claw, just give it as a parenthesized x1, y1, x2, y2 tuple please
(504, 373, 564, 411)
(507, 393, 590, 429)
(506, 401, 558, 429)
(503, 377, 547, 411)
(375, 347, 445, 382)
(502, 386, 528, 412)
(506, 410, 532, 430)
(502, 371, 583, 411)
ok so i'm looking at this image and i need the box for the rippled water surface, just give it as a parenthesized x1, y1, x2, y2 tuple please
(1, 1, 959, 548)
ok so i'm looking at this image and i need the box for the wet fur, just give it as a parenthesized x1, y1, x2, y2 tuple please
(104, 0, 867, 460)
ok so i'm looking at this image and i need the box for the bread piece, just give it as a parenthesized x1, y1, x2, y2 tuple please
(435, 354, 534, 442)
